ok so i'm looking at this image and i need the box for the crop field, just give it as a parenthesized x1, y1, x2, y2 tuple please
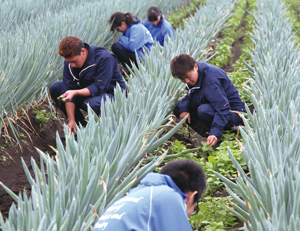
(0, 0, 300, 230)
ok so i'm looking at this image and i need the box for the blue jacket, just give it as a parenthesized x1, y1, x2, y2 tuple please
(61, 43, 127, 101)
(93, 173, 193, 231)
(180, 62, 246, 139)
(144, 14, 175, 46)
(119, 18, 154, 59)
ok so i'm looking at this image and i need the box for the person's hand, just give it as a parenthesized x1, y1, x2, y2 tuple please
(60, 90, 77, 102)
(67, 120, 77, 133)
(207, 135, 218, 146)
(179, 112, 190, 126)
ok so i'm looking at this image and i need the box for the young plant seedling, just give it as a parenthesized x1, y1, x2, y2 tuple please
(57, 95, 66, 102)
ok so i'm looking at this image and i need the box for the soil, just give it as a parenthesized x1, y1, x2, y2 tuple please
(0, 101, 67, 217)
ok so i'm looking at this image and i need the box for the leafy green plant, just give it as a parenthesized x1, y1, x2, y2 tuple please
(190, 196, 239, 230)
(167, 0, 206, 28)
(1, 156, 7, 162)
(33, 109, 51, 132)
(169, 139, 187, 153)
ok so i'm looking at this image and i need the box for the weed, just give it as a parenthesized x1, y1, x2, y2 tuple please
(190, 196, 239, 230)
(19, 133, 26, 139)
(2, 155, 7, 162)
(2, 134, 12, 146)
(169, 140, 187, 154)
(34, 109, 51, 132)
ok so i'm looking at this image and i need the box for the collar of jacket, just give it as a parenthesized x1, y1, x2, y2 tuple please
(186, 62, 203, 94)
(125, 18, 142, 33)
(140, 172, 187, 200)
(69, 43, 96, 81)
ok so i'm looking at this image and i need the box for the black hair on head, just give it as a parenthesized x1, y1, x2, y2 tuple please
(109, 12, 138, 31)
(160, 159, 206, 202)
(147, 6, 162, 22)
(170, 54, 196, 80)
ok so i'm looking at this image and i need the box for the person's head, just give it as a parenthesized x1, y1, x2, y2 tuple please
(58, 36, 88, 68)
(109, 12, 138, 33)
(160, 159, 206, 217)
(147, 6, 162, 26)
(170, 54, 199, 86)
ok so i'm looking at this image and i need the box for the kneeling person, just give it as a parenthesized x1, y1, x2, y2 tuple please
(171, 54, 246, 146)
(50, 36, 127, 132)
(93, 159, 206, 231)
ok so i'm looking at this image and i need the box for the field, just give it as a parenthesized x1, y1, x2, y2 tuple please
(1, 0, 300, 230)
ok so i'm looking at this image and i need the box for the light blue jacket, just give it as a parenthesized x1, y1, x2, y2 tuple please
(93, 173, 193, 231)
(119, 18, 153, 59)
(143, 14, 175, 46)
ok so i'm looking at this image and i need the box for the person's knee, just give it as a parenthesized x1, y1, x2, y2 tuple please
(111, 42, 122, 53)
(197, 104, 214, 118)
(173, 103, 181, 118)
(49, 81, 63, 102)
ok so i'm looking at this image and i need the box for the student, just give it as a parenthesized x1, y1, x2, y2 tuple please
(144, 6, 175, 46)
(171, 54, 246, 146)
(49, 36, 127, 132)
(109, 12, 154, 70)
(93, 159, 206, 231)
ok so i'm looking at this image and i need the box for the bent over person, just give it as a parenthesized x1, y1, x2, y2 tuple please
(93, 159, 206, 231)
(144, 6, 175, 46)
(109, 12, 154, 71)
(49, 36, 127, 132)
(171, 54, 246, 146)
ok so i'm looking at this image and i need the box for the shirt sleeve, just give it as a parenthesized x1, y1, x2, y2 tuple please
(118, 25, 145, 52)
(179, 91, 191, 113)
(205, 80, 232, 139)
(86, 55, 114, 97)
(162, 20, 175, 40)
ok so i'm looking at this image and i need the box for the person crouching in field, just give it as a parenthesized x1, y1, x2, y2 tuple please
(109, 12, 154, 71)
(144, 6, 175, 46)
(93, 159, 206, 231)
(49, 36, 127, 132)
(171, 54, 246, 146)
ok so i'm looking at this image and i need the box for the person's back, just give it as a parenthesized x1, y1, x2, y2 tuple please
(121, 18, 153, 57)
(191, 62, 245, 112)
(93, 159, 206, 231)
(93, 173, 191, 231)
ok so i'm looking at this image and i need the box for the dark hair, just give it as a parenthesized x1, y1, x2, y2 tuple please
(58, 36, 84, 58)
(170, 54, 196, 80)
(160, 159, 206, 203)
(147, 6, 162, 23)
(109, 12, 138, 31)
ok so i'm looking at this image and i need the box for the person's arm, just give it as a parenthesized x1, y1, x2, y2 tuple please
(60, 88, 91, 132)
(60, 88, 91, 101)
(119, 25, 147, 52)
(162, 19, 175, 41)
(178, 91, 191, 126)
(205, 81, 232, 143)
(65, 102, 76, 132)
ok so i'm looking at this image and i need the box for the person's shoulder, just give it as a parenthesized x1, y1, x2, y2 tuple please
(163, 18, 173, 28)
(153, 184, 183, 200)
(143, 19, 151, 27)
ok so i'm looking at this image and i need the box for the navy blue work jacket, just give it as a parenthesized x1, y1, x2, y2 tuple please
(180, 62, 245, 138)
(61, 43, 127, 97)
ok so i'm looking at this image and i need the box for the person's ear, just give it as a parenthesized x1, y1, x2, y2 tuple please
(121, 21, 126, 27)
(80, 48, 85, 56)
(184, 190, 198, 205)
(194, 63, 198, 71)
